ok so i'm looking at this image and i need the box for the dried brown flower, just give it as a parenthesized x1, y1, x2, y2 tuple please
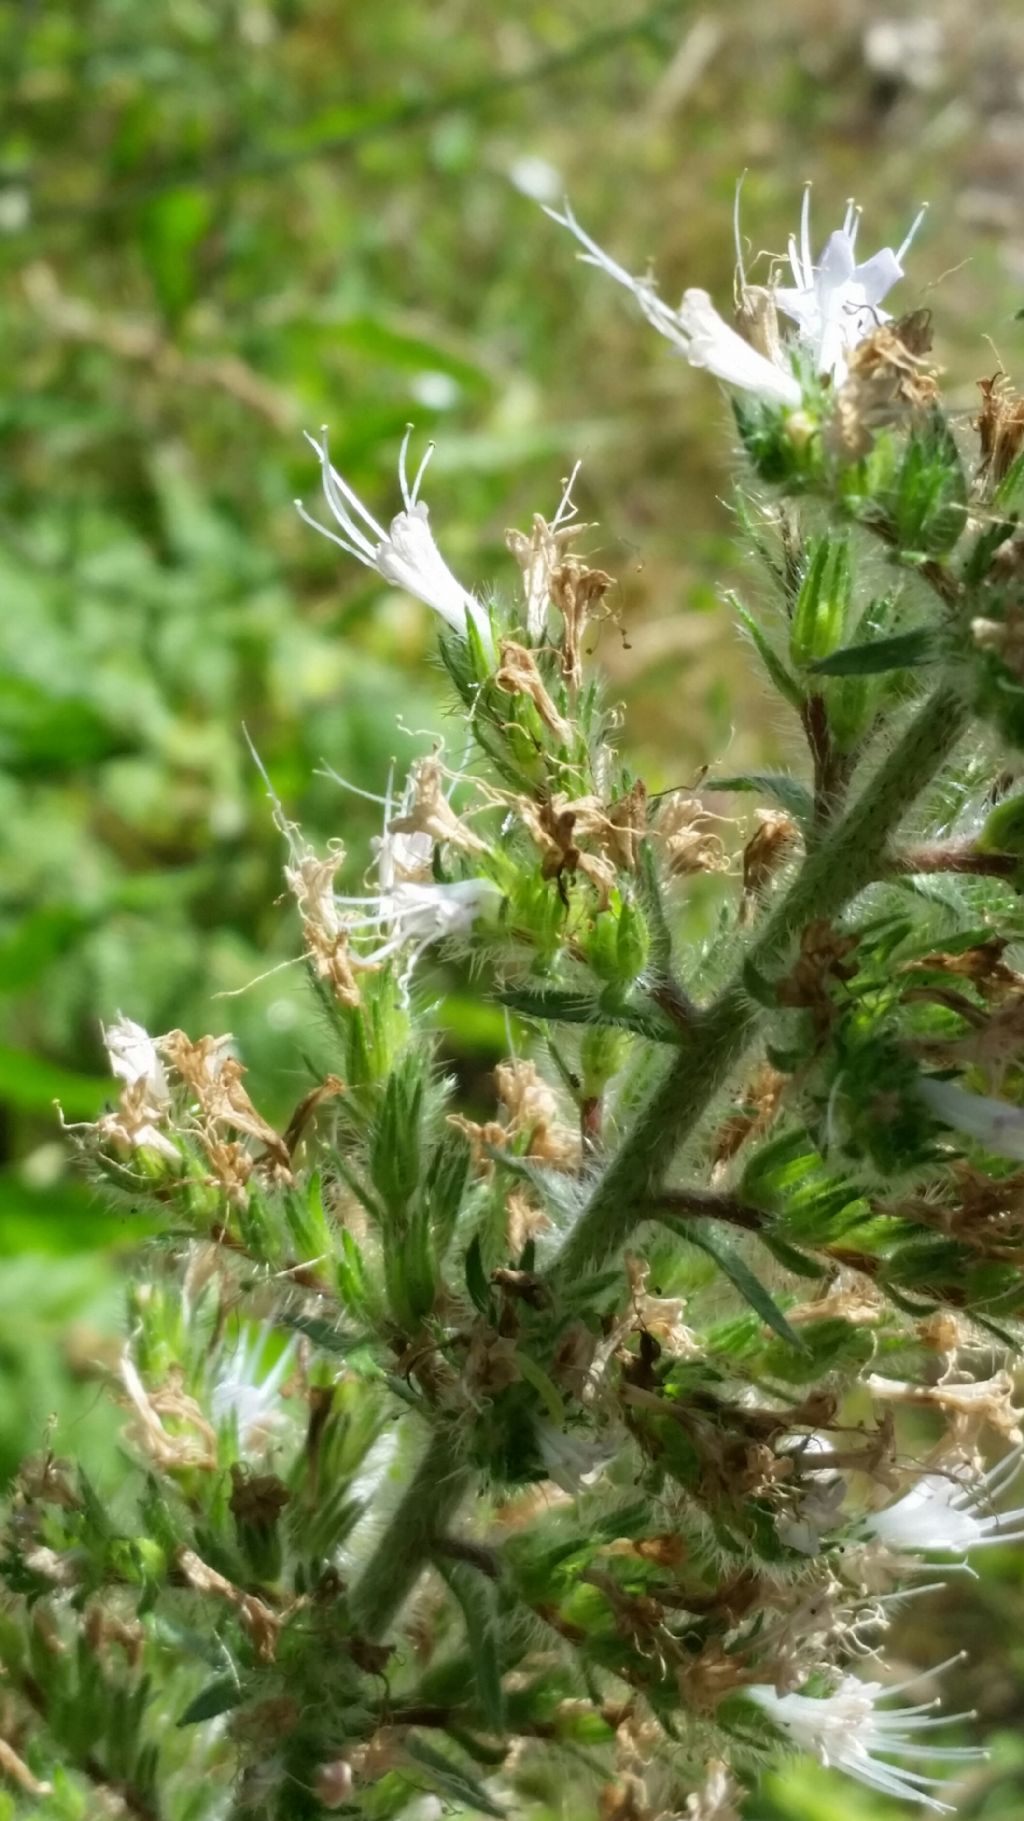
(827, 311, 938, 461)
(496, 639, 573, 744)
(550, 556, 616, 688)
(388, 754, 490, 857)
(741, 809, 799, 910)
(976, 369, 1024, 488)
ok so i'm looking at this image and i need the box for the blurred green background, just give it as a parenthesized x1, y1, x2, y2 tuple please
(3, 0, 1024, 1813)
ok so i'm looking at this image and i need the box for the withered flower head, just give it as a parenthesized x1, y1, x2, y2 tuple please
(976, 369, 1024, 489)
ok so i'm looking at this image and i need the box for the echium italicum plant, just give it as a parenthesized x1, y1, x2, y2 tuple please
(11, 185, 1024, 1821)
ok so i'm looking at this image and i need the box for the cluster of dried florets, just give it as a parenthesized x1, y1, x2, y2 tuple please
(14, 184, 1024, 1821)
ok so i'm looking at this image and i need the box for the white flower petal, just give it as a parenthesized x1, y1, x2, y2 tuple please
(298, 432, 493, 650)
(750, 1671, 983, 1811)
(918, 1078, 1024, 1160)
(102, 1015, 169, 1103)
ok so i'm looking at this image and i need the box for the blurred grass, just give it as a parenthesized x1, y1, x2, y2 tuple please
(4, 0, 1024, 1811)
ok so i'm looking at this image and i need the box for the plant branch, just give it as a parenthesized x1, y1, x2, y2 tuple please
(549, 679, 968, 1282)
(884, 842, 1019, 880)
(348, 1428, 472, 1639)
(648, 1187, 764, 1231)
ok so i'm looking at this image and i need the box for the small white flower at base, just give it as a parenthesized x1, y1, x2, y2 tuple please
(863, 1450, 1024, 1561)
(918, 1077, 1024, 1161)
(296, 425, 493, 650)
(338, 874, 501, 994)
(748, 1668, 984, 1811)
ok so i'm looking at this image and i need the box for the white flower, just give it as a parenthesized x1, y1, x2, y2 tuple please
(549, 188, 924, 400)
(748, 1666, 984, 1811)
(341, 877, 502, 974)
(773, 188, 926, 385)
(102, 1014, 169, 1103)
(85, 1013, 181, 1163)
(536, 1420, 613, 1494)
(296, 425, 493, 649)
(777, 1471, 848, 1556)
(329, 762, 502, 996)
(209, 1327, 297, 1455)
(547, 201, 800, 406)
(918, 1077, 1024, 1160)
(863, 1450, 1024, 1560)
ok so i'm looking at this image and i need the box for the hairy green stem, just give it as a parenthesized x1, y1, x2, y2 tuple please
(348, 1430, 472, 1638)
(549, 679, 968, 1281)
(350, 680, 966, 1638)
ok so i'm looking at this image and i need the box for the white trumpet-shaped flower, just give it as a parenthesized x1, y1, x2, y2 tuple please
(549, 187, 924, 401)
(343, 875, 502, 968)
(547, 201, 801, 406)
(297, 425, 493, 649)
(918, 1076, 1024, 1160)
(864, 1450, 1024, 1561)
(749, 1664, 984, 1812)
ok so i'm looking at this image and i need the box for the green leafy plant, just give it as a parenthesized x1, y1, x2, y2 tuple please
(7, 186, 1024, 1821)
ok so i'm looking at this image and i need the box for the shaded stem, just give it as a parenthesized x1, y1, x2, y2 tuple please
(349, 681, 967, 1642)
(885, 842, 1019, 880)
(549, 680, 968, 1282)
(649, 1187, 764, 1231)
(348, 1430, 472, 1639)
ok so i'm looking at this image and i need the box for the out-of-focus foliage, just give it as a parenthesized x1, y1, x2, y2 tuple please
(4, 1, 1024, 1816)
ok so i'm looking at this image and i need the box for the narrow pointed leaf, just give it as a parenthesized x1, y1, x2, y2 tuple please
(438, 1560, 506, 1733)
(809, 629, 936, 676)
(661, 1216, 807, 1350)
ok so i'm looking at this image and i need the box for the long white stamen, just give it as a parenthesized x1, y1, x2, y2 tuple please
(898, 203, 929, 264)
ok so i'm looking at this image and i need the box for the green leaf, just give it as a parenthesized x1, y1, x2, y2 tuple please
(438, 1560, 506, 1733)
(177, 1677, 245, 1727)
(0, 1045, 110, 1119)
(0, 676, 129, 774)
(0, 907, 96, 993)
(279, 1313, 368, 1354)
(662, 1216, 807, 1351)
(809, 629, 936, 676)
(403, 1736, 507, 1818)
(636, 840, 674, 978)
(757, 1231, 825, 1279)
(464, 1234, 491, 1315)
(139, 185, 215, 324)
(730, 596, 805, 711)
(703, 772, 814, 826)
(494, 985, 679, 1044)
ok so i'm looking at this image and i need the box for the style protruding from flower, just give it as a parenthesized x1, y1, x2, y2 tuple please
(296, 424, 493, 649)
(748, 1666, 984, 1811)
(548, 186, 925, 401)
(864, 1450, 1024, 1562)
